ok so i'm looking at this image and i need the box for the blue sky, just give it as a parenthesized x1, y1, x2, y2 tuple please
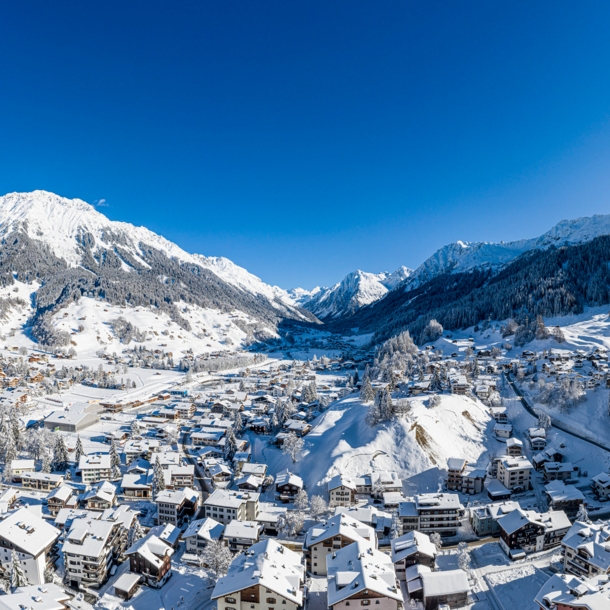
(2, 2, 610, 289)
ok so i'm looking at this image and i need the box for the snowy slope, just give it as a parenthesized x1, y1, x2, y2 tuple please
(251, 392, 494, 494)
(406, 214, 610, 289)
(293, 267, 413, 320)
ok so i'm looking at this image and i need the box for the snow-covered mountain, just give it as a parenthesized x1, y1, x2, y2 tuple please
(406, 214, 610, 290)
(0, 191, 317, 348)
(293, 266, 412, 320)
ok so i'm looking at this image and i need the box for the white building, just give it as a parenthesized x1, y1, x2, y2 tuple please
(0, 508, 60, 585)
(496, 455, 533, 491)
(203, 490, 259, 525)
(79, 454, 112, 484)
(212, 540, 304, 610)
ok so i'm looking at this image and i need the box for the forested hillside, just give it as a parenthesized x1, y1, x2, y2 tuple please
(328, 235, 610, 344)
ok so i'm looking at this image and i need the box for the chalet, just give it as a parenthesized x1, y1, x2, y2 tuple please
(275, 469, 304, 502)
(203, 489, 259, 525)
(418, 570, 470, 610)
(561, 520, 610, 578)
(224, 520, 261, 551)
(470, 501, 520, 537)
(121, 470, 153, 498)
(543, 461, 575, 483)
(46, 485, 78, 516)
(544, 481, 585, 520)
(534, 573, 610, 610)
(498, 508, 571, 558)
(79, 454, 112, 484)
(155, 487, 199, 527)
(10, 459, 35, 481)
(591, 472, 610, 500)
(391, 531, 436, 581)
(506, 437, 523, 457)
(327, 475, 357, 507)
(84, 481, 117, 511)
(22, 472, 64, 491)
(125, 532, 174, 588)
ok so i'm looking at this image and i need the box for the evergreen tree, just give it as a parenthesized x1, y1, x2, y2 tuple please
(127, 517, 144, 548)
(4, 433, 16, 465)
(41, 452, 51, 473)
(74, 435, 84, 463)
(224, 429, 238, 461)
(110, 442, 121, 468)
(65, 467, 72, 481)
(360, 378, 375, 403)
(576, 503, 591, 524)
(153, 457, 166, 495)
(131, 419, 141, 437)
(51, 434, 68, 471)
(10, 550, 28, 588)
(2, 461, 13, 484)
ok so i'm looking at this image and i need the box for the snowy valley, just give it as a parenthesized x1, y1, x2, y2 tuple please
(0, 191, 609, 610)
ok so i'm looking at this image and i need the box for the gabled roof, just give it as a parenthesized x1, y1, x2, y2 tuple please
(125, 532, 174, 569)
(327, 540, 401, 605)
(391, 531, 436, 563)
(212, 540, 303, 605)
(305, 514, 374, 548)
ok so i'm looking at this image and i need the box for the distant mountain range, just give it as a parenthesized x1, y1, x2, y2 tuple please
(2, 190, 610, 348)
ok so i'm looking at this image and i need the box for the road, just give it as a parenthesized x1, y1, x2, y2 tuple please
(507, 376, 610, 453)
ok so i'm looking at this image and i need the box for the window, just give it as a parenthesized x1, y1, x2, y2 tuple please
(266, 598, 276, 604)
(361, 601, 370, 606)
(225, 599, 236, 604)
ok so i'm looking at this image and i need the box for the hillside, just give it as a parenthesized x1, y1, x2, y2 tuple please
(0, 191, 319, 350)
(248, 392, 495, 495)
(328, 234, 610, 344)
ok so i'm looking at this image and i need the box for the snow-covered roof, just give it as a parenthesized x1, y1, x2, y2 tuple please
(212, 539, 303, 604)
(534, 573, 610, 610)
(391, 531, 436, 563)
(114, 572, 141, 593)
(421, 569, 469, 598)
(205, 489, 259, 509)
(183, 517, 225, 542)
(276, 469, 303, 488)
(79, 453, 111, 470)
(62, 518, 118, 558)
(327, 474, 356, 492)
(155, 487, 198, 506)
(0, 507, 60, 556)
(561, 521, 610, 571)
(0, 583, 70, 610)
(305, 514, 374, 548)
(327, 540, 401, 605)
(224, 520, 261, 541)
(125, 533, 174, 569)
(545, 480, 585, 503)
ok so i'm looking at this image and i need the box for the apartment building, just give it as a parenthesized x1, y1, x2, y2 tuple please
(62, 517, 122, 590)
(203, 490, 259, 525)
(561, 520, 610, 578)
(155, 487, 199, 527)
(0, 508, 60, 585)
(496, 456, 533, 491)
(399, 493, 465, 537)
(79, 454, 112, 484)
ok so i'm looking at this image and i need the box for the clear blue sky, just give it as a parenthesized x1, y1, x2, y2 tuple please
(2, 2, 610, 289)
